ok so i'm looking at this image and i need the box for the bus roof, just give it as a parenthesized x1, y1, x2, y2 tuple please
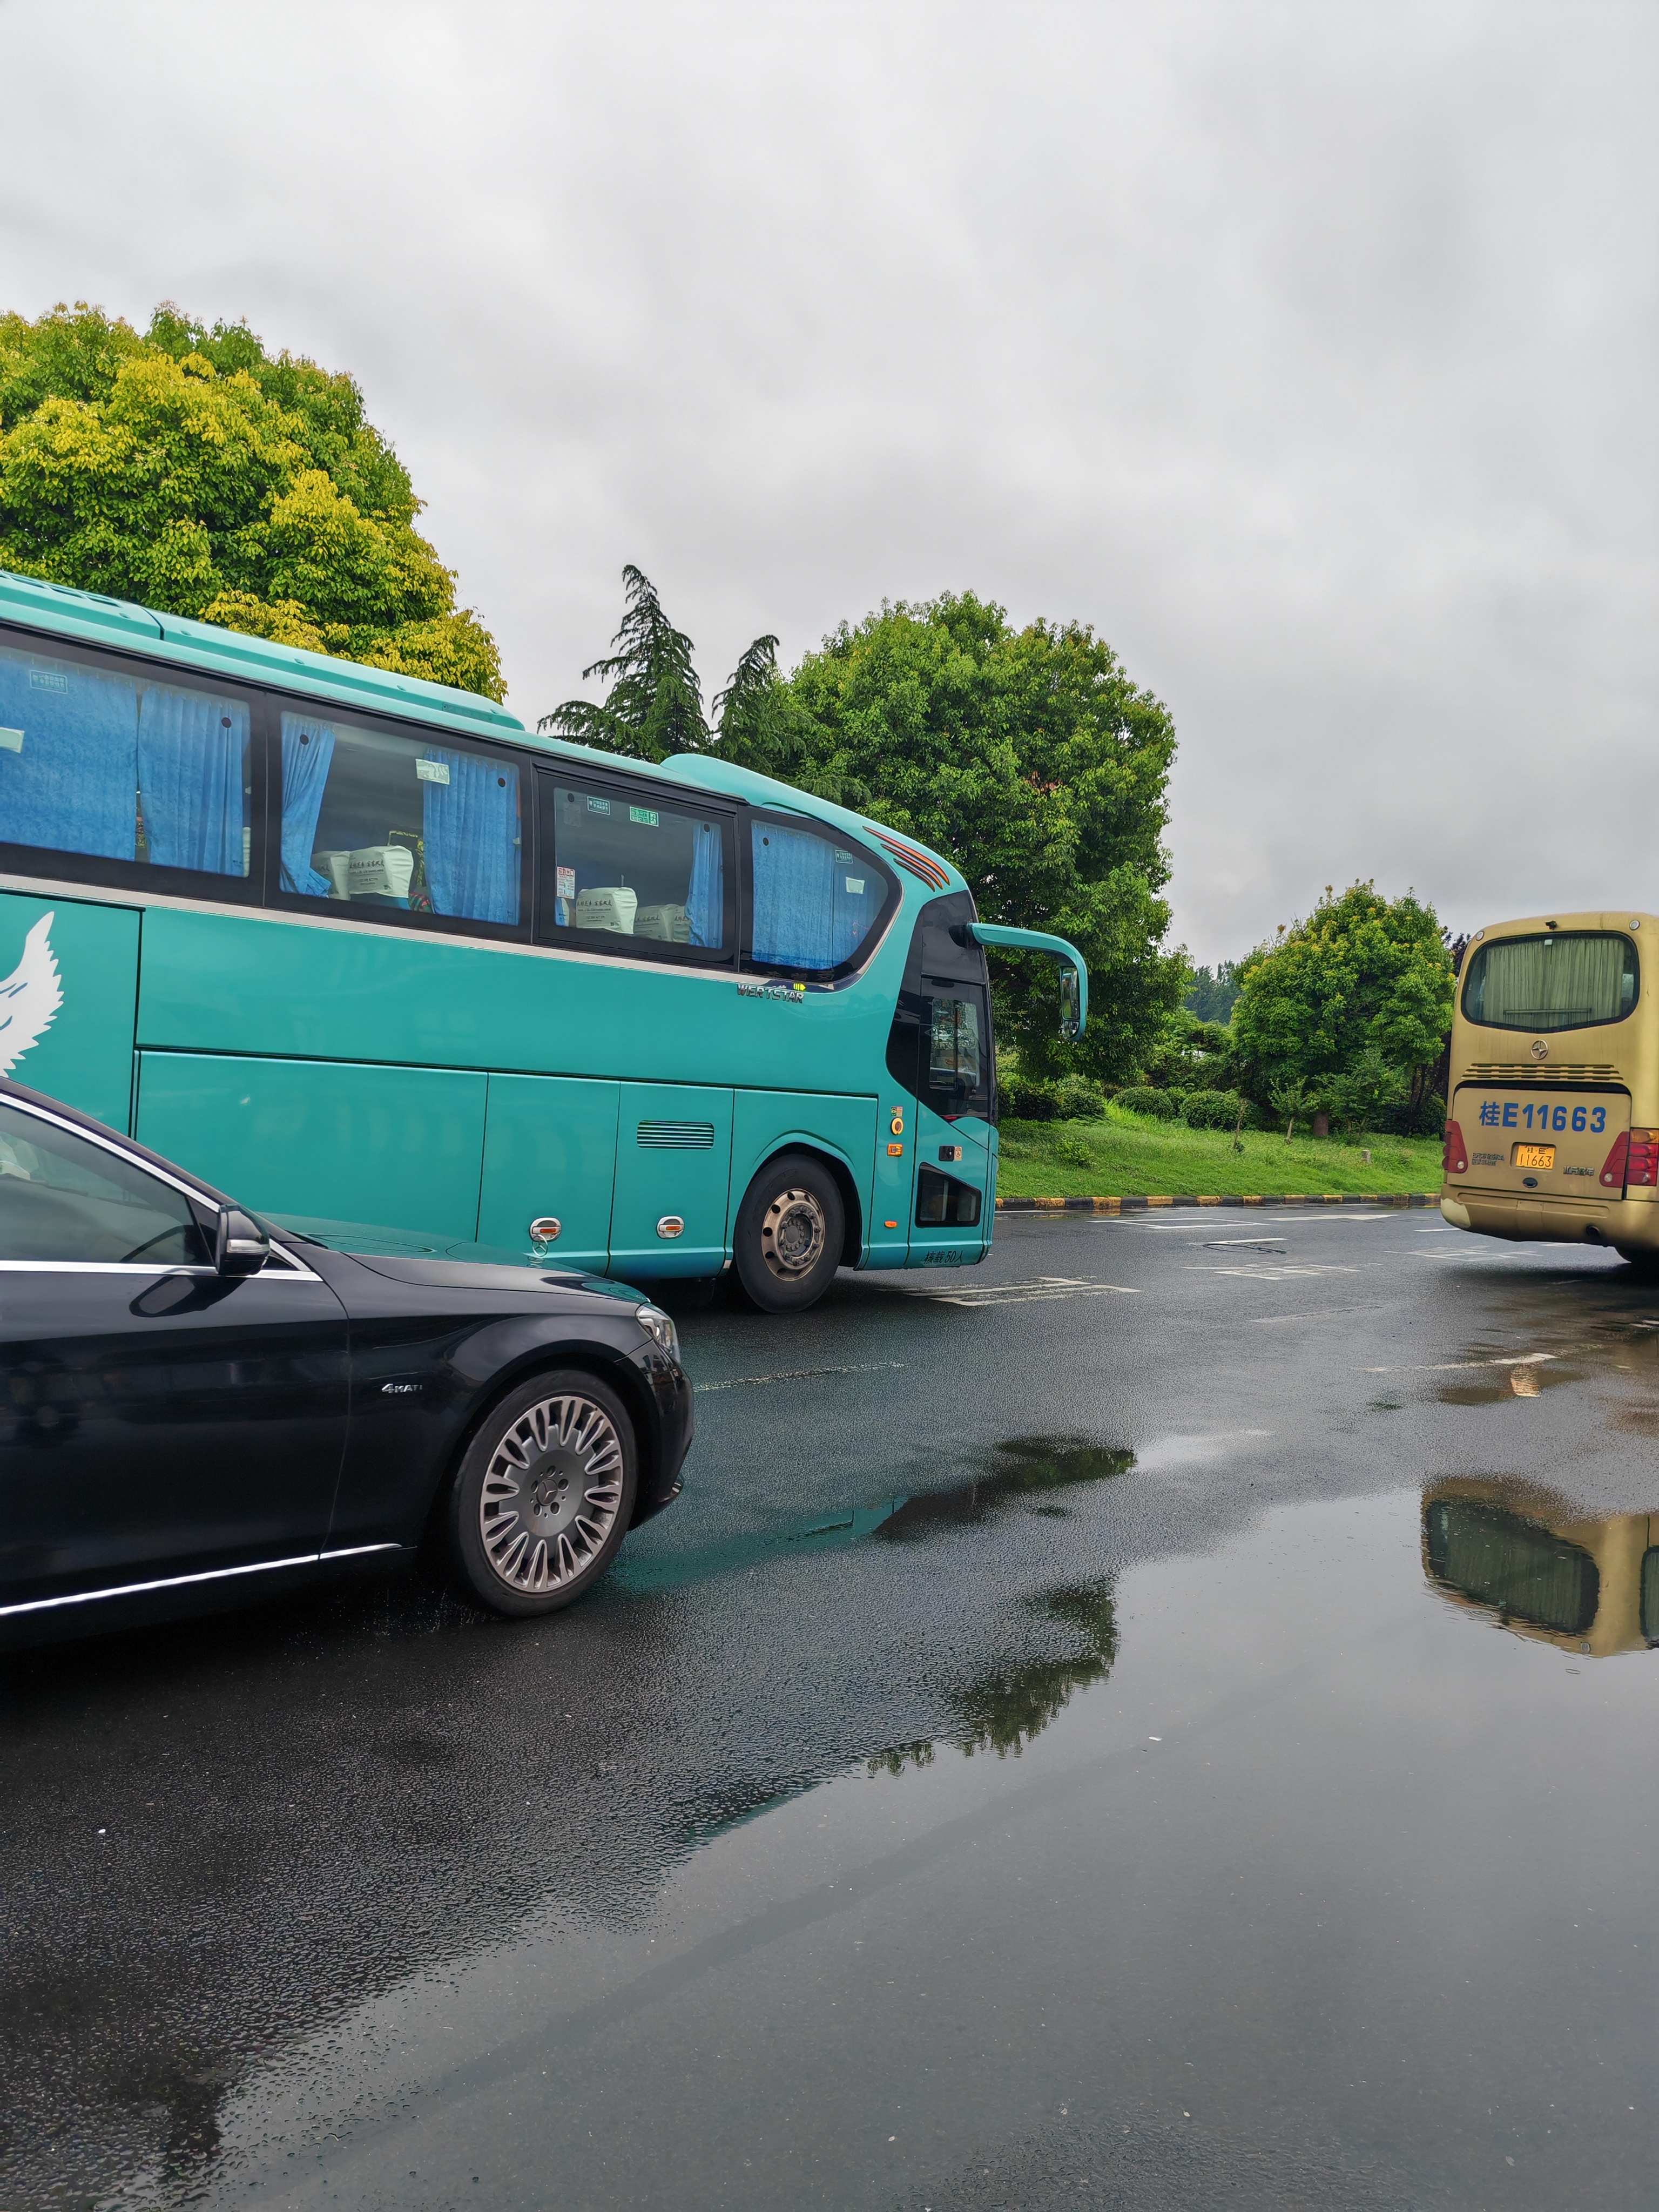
(0, 567, 965, 894)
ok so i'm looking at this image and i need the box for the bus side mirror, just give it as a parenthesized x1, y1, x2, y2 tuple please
(1060, 965, 1081, 1040)
(215, 1206, 271, 1277)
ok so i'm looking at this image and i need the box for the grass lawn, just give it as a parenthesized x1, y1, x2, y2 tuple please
(996, 1108, 1442, 1199)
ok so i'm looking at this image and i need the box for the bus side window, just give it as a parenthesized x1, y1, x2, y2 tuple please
(278, 712, 522, 927)
(748, 820, 890, 974)
(0, 638, 250, 879)
(538, 780, 729, 953)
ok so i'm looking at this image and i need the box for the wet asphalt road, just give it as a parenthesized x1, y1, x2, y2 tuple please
(4, 1205, 1658, 2211)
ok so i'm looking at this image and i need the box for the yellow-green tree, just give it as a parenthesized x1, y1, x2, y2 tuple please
(0, 302, 502, 699)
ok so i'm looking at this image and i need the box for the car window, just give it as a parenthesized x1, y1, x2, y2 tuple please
(0, 1103, 211, 1265)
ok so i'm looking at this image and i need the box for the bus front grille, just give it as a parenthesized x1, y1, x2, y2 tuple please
(637, 1121, 716, 1148)
(1461, 1062, 1623, 1084)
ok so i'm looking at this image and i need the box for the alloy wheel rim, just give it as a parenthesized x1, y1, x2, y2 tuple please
(760, 1186, 827, 1278)
(478, 1393, 624, 1592)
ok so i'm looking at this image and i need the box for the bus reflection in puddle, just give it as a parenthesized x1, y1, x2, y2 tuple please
(1423, 1478, 1659, 1657)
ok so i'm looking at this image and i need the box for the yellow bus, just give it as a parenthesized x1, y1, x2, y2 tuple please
(1440, 910, 1659, 1263)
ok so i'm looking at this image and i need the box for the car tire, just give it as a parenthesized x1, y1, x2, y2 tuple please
(448, 1370, 638, 1617)
(732, 1151, 846, 1313)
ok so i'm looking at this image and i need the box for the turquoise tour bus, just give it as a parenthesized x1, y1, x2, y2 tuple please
(0, 570, 1086, 1312)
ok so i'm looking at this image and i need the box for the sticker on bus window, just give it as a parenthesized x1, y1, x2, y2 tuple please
(0, 728, 21, 753)
(845, 876, 865, 894)
(416, 758, 451, 785)
(587, 797, 611, 814)
(556, 866, 576, 900)
(28, 669, 67, 693)
(629, 806, 659, 827)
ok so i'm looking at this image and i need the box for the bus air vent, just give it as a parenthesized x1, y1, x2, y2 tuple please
(867, 830, 949, 891)
(1462, 1062, 1622, 1084)
(637, 1121, 716, 1149)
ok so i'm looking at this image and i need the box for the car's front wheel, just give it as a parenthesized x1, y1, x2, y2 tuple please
(449, 1371, 637, 1617)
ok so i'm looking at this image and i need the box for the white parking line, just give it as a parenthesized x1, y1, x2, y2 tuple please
(911, 1275, 1141, 1306)
(1185, 1263, 1358, 1282)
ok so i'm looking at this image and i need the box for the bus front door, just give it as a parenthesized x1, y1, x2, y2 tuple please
(609, 1083, 734, 1280)
(907, 984, 994, 1269)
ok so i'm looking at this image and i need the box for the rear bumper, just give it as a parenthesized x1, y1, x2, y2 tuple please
(1441, 1183, 1659, 1249)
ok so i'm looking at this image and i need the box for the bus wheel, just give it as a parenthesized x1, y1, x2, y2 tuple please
(1614, 1247, 1659, 1276)
(733, 1152, 845, 1313)
(448, 1371, 638, 1616)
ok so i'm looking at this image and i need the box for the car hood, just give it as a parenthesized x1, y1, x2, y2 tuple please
(333, 1251, 648, 1302)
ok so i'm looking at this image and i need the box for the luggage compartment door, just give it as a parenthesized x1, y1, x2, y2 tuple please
(476, 1073, 619, 1271)
(609, 1083, 734, 1279)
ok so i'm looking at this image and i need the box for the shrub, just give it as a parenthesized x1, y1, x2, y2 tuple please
(1053, 1074, 1105, 1120)
(1055, 1134, 1095, 1167)
(1115, 1085, 1179, 1120)
(1182, 1089, 1244, 1130)
(999, 1070, 1105, 1121)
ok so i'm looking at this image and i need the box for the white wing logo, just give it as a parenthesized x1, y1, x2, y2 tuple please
(0, 912, 64, 1075)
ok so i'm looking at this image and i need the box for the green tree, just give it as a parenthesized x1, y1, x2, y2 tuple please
(541, 565, 785, 765)
(1232, 882, 1454, 1115)
(721, 591, 1186, 1082)
(540, 564, 710, 758)
(0, 300, 502, 698)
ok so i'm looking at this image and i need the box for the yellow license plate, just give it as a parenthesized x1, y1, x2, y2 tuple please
(1513, 1142, 1555, 1169)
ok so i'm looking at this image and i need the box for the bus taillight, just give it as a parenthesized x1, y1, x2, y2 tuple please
(1626, 1129, 1659, 1187)
(1443, 1120, 1468, 1177)
(1600, 1131, 1630, 1189)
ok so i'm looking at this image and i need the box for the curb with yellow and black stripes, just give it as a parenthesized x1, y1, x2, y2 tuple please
(996, 1191, 1441, 1213)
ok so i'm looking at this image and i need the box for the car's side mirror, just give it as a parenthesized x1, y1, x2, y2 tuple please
(215, 1206, 271, 1277)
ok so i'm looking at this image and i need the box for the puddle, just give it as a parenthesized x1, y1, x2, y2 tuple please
(783, 1438, 1134, 1552)
(1422, 1478, 1659, 1657)
(872, 1580, 1119, 1771)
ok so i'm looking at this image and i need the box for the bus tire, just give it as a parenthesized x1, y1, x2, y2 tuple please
(732, 1152, 845, 1313)
(1614, 1247, 1659, 1276)
(447, 1370, 637, 1617)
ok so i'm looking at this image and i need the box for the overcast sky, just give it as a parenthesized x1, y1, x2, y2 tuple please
(1, 1, 1652, 965)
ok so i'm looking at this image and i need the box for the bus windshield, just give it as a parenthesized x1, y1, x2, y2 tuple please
(1461, 931, 1637, 1033)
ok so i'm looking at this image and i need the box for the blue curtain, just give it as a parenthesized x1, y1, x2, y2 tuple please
(0, 645, 137, 861)
(138, 684, 248, 875)
(751, 824, 882, 968)
(751, 823, 838, 967)
(280, 713, 336, 895)
(685, 822, 724, 947)
(421, 748, 520, 924)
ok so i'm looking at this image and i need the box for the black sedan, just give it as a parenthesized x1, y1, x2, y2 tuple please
(0, 1076, 691, 1644)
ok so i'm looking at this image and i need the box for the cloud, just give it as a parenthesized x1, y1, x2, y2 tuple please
(0, 0, 1651, 962)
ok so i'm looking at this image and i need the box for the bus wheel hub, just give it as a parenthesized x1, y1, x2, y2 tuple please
(761, 1188, 826, 1277)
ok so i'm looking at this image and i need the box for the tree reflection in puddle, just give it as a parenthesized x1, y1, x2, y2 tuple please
(871, 1580, 1120, 1772)
(872, 1438, 1134, 1542)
